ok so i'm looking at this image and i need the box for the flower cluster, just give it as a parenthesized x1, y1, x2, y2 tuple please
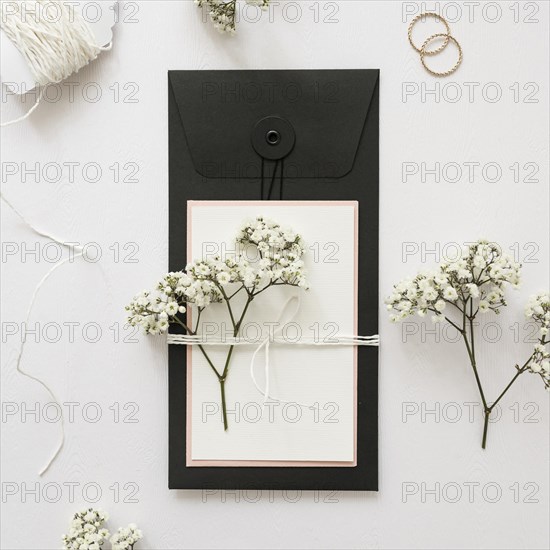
(525, 292, 550, 388)
(385, 240, 521, 323)
(126, 217, 308, 334)
(110, 524, 143, 550)
(236, 217, 309, 289)
(62, 509, 110, 550)
(195, 0, 270, 34)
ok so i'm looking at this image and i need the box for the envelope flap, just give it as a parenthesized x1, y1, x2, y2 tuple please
(169, 69, 379, 179)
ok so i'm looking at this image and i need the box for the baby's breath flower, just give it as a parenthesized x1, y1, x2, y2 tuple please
(126, 217, 309, 335)
(478, 300, 490, 313)
(525, 291, 550, 389)
(62, 509, 109, 550)
(385, 240, 522, 322)
(110, 524, 143, 550)
(195, 0, 270, 34)
(387, 239, 549, 450)
(216, 271, 231, 286)
(443, 287, 458, 301)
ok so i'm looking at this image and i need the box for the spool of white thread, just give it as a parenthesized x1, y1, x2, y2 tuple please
(0, 0, 116, 127)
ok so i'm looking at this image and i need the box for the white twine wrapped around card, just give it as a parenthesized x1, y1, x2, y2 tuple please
(0, 0, 112, 127)
(167, 296, 379, 407)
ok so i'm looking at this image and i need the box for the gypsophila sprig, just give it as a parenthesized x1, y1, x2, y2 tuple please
(195, 0, 270, 34)
(110, 524, 143, 550)
(386, 240, 521, 324)
(386, 239, 547, 449)
(126, 216, 309, 430)
(236, 217, 309, 290)
(62, 508, 109, 550)
(525, 292, 550, 389)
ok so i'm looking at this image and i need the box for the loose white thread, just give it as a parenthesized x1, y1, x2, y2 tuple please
(167, 295, 379, 407)
(2, 192, 82, 475)
(0, 0, 112, 127)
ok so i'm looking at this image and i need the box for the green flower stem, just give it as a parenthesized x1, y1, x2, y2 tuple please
(219, 377, 228, 431)
(198, 345, 222, 379)
(462, 310, 491, 447)
(466, 303, 488, 410)
(193, 307, 203, 333)
(462, 331, 488, 410)
(481, 369, 526, 449)
(175, 310, 236, 430)
(175, 280, 298, 430)
(235, 294, 253, 332)
(459, 309, 536, 449)
(227, 286, 245, 300)
(215, 294, 254, 429)
(217, 285, 236, 328)
(172, 316, 222, 378)
(481, 410, 490, 449)
(218, 292, 254, 429)
(492, 368, 525, 409)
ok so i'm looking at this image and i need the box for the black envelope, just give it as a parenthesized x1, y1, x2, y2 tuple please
(168, 69, 379, 491)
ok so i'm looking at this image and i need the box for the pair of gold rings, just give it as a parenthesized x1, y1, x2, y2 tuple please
(408, 13, 463, 77)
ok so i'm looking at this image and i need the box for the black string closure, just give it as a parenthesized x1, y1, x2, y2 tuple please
(251, 116, 295, 201)
(261, 158, 285, 200)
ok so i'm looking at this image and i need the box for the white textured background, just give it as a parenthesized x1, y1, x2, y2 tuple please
(1, 1, 549, 549)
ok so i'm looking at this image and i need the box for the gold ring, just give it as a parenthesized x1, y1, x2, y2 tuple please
(408, 12, 450, 55)
(420, 34, 463, 77)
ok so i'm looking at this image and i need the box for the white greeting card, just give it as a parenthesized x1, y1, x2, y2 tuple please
(187, 201, 358, 466)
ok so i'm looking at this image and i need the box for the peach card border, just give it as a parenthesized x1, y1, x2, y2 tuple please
(185, 200, 358, 467)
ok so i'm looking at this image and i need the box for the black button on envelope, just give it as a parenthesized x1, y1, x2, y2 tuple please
(168, 69, 379, 491)
(251, 116, 296, 160)
(265, 129, 281, 146)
